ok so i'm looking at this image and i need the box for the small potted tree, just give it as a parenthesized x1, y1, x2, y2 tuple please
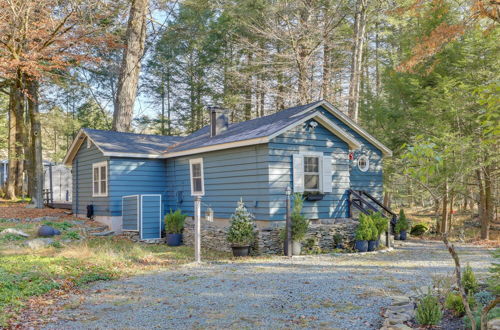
(396, 209, 409, 240)
(227, 199, 255, 257)
(354, 213, 370, 252)
(367, 217, 379, 252)
(372, 212, 388, 247)
(165, 209, 187, 246)
(290, 194, 309, 255)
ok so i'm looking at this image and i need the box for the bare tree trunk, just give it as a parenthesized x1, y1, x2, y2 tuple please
(167, 68, 171, 135)
(477, 168, 491, 239)
(443, 235, 476, 330)
(347, 0, 367, 122)
(297, 7, 311, 104)
(441, 180, 449, 233)
(160, 77, 165, 135)
(112, 0, 148, 132)
(27, 79, 43, 208)
(6, 83, 17, 200)
(321, 28, 331, 100)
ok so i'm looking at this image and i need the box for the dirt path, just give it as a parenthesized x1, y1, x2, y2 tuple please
(44, 240, 494, 330)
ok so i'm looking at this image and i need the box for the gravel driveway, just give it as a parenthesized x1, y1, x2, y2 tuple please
(45, 240, 494, 330)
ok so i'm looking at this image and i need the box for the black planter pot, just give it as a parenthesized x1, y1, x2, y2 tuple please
(354, 240, 368, 252)
(335, 243, 344, 249)
(166, 233, 182, 246)
(231, 246, 250, 257)
(368, 240, 377, 252)
(400, 230, 407, 240)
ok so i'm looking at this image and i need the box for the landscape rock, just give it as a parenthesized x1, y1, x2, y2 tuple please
(389, 296, 411, 305)
(90, 230, 115, 236)
(380, 324, 412, 330)
(488, 318, 500, 330)
(26, 238, 54, 249)
(38, 225, 61, 237)
(0, 228, 30, 237)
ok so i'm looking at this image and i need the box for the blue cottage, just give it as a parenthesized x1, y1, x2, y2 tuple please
(63, 100, 392, 239)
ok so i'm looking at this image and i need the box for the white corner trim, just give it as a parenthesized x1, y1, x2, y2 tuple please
(189, 158, 205, 196)
(292, 100, 393, 157)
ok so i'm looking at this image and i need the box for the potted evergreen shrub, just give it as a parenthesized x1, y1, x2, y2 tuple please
(372, 212, 388, 247)
(164, 209, 187, 246)
(290, 194, 309, 255)
(367, 217, 379, 252)
(227, 199, 255, 257)
(396, 209, 409, 240)
(354, 213, 370, 252)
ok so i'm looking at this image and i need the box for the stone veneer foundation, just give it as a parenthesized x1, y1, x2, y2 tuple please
(183, 217, 358, 255)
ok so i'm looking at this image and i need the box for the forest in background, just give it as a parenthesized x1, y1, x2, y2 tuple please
(0, 0, 498, 238)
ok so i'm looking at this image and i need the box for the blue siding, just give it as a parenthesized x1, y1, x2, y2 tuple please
(166, 145, 270, 220)
(141, 195, 161, 239)
(108, 158, 168, 230)
(316, 106, 384, 199)
(71, 138, 110, 216)
(268, 120, 350, 220)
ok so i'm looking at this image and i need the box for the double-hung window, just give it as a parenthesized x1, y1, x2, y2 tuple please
(304, 156, 320, 191)
(292, 153, 333, 194)
(189, 158, 205, 196)
(92, 161, 107, 197)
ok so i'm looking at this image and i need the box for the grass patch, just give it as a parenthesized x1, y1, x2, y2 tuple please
(42, 221, 74, 231)
(62, 231, 80, 240)
(0, 233, 25, 243)
(0, 236, 230, 326)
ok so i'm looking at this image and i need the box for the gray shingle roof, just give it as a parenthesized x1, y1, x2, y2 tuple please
(83, 128, 183, 155)
(167, 100, 323, 153)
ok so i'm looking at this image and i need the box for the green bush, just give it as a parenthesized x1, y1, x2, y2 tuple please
(227, 199, 255, 246)
(415, 295, 442, 326)
(164, 209, 187, 234)
(445, 292, 476, 316)
(465, 306, 500, 330)
(395, 209, 409, 233)
(410, 223, 428, 236)
(474, 290, 495, 306)
(291, 194, 309, 242)
(333, 233, 343, 246)
(355, 214, 372, 241)
(368, 217, 379, 241)
(489, 248, 499, 295)
(462, 264, 479, 294)
(371, 212, 388, 238)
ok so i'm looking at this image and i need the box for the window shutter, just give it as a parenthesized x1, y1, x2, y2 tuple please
(322, 156, 333, 193)
(292, 154, 304, 193)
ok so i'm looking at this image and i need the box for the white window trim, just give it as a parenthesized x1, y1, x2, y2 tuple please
(300, 151, 324, 193)
(92, 161, 108, 197)
(189, 158, 205, 196)
(303, 154, 321, 192)
(357, 155, 369, 172)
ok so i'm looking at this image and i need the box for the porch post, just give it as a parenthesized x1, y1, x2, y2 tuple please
(194, 196, 201, 263)
(285, 186, 292, 257)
